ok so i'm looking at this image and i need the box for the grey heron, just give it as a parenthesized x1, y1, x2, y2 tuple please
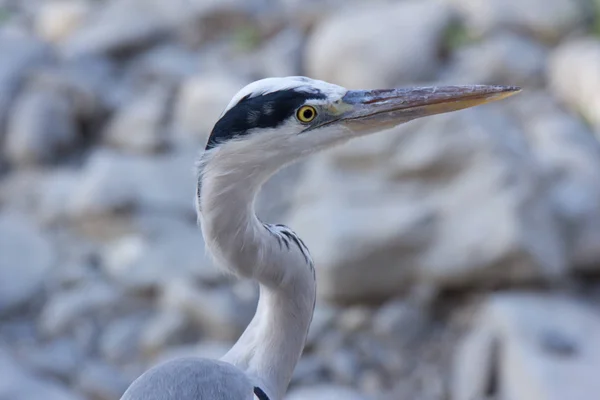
(120, 76, 520, 400)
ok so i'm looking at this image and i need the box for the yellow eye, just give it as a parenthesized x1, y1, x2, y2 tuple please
(296, 105, 317, 123)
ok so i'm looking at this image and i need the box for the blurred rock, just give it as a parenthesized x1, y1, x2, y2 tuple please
(305, 0, 455, 88)
(100, 314, 147, 363)
(372, 298, 430, 348)
(305, 305, 337, 348)
(76, 361, 131, 400)
(292, 354, 328, 386)
(69, 149, 196, 218)
(288, 107, 566, 303)
(159, 279, 252, 341)
(139, 310, 190, 354)
(549, 38, 600, 134)
(252, 27, 304, 77)
(446, 0, 589, 42)
(0, 33, 52, 138)
(35, 0, 92, 43)
(286, 384, 367, 400)
(103, 85, 171, 153)
(61, 0, 178, 57)
(452, 292, 600, 400)
(526, 109, 600, 271)
(443, 33, 547, 87)
(172, 73, 247, 143)
(39, 282, 122, 336)
(128, 44, 201, 83)
(0, 212, 54, 315)
(4, 88, 78, 166)
(102, 225, 218, 291)
(0, 349, 83, 400)
(61, 0, 252, 57)
(17, 338, 83, 381)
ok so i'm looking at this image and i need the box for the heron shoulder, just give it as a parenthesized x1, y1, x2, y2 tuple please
(120, 357, 256, 400)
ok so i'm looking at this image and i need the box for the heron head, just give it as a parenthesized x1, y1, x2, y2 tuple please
(202, 76, 520, 175)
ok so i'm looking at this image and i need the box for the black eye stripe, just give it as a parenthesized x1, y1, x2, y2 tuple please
(206, 89, 326, 150)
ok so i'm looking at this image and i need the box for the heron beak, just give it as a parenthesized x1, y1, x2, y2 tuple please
(334, 85, 521, 133)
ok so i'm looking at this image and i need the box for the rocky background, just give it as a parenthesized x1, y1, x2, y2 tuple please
(1, 0, 600, 399)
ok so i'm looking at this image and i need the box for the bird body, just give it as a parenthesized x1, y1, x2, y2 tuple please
(120, 76, 520, 400)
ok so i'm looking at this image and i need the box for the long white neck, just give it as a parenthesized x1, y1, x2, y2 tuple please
(197, 149, 316, 400)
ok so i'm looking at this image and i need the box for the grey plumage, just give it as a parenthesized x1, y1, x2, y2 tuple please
(121, 358, 254, 400)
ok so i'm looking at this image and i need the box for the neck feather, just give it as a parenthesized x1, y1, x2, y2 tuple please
(197, 149, 316, 400)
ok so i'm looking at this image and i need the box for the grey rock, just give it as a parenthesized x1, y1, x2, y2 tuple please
(39, 282, 122, 336)
(0, 33, 52, 139)
(69, 149, 196, 218)
(103, 85, 171, 154)
(159, 279, 252, 341)
(61, 0, 251, 57)
(548, 38, 600, 134)
(36, 169, 80, 223)
(372, 298, 430, 347)
(76, 361, 130, 400)
(101, 224, 219, 291)
(337, 306, 372, 333)
(524, 107, 600, 272)
(139, 310, 189, 355)
(61, 0, 179, 57)
(4, 88, 78, 166)
(17, 338, 83, 381)
(287, 107, 566, 303)
(305, 1, 455, 88)
(291, 354, 327, 386)
(252, 28, 304, 77)
(0, 349, 83, 400)
(443, 33, 548, 87)
(305, 305, 338, 348)
(286, 384, 367, 400)
(328, 349, 361, 384)
(34, 0, 92, 43)
(128, 44, 201, 83)
(0, 212, 54, 314)
(100, 314, 147, 363)
(452, 292, 600, 400)
(446, 0, 589, 41)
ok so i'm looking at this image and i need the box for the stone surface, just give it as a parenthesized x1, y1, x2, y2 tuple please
(0, 33, 51, 137)
(286, 384, 368, 400)
(524, 107, 600, 272)
(0, 212, 54, 315)
(101, 225, 218, 291)
(4, 88, 78, 165)
(68, 149, 196, 218)
(159, 279, 252, 341)
(35, 0, 92, 43)
(305, 0, 455, 88)
(39, 282, 122, 336)
(548, 38, 600, 134)
(76, 361, 131, 400)
(443, 33, 548, 87)
(16, 338, 83, 381)
(446, 0, 589, 41)
(0, 349, 83, 400)
(103, 85, 171, 153)
(452, 292, 600, 400)
(288, 107, 566, 303)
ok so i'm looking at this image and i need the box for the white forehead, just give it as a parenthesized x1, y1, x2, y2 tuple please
(222, 76, 347, 114)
